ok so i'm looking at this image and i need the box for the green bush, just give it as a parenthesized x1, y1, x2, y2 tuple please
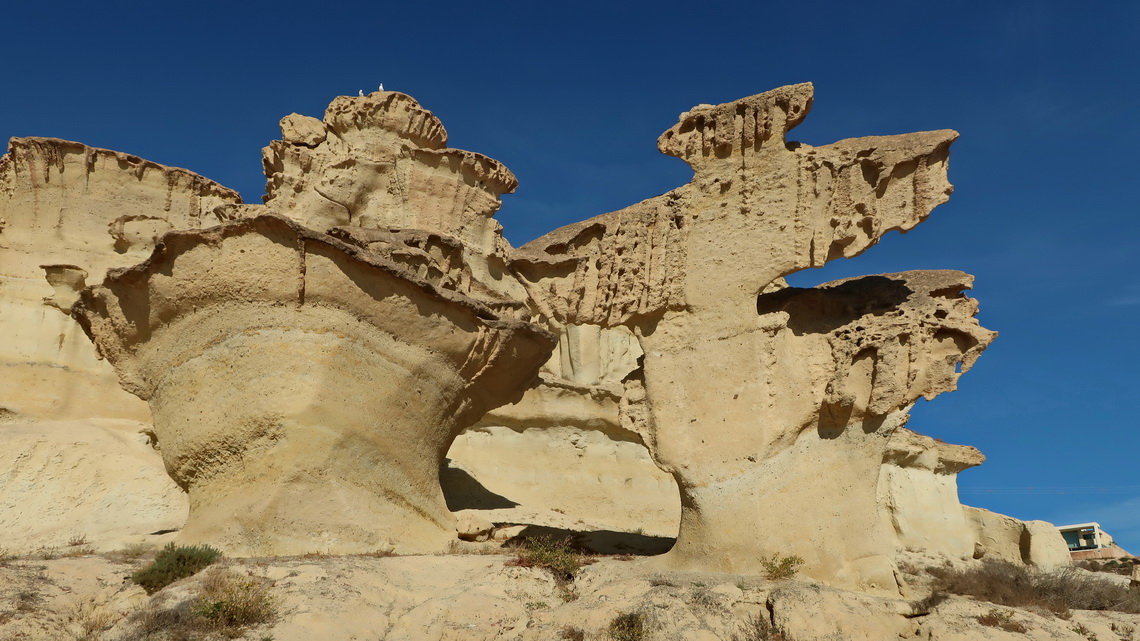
(131, 543, 222, 594)
(760, 554, 804, 580)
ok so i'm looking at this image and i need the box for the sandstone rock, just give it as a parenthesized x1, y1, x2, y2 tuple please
(262, 92, 518, 259)
(444, 323, 680, 539)
(279, 113, 326, 147)
(964, 506, 1072, 568)
(515, 83, 992, 592)
(73, 214, 555, 555)
(878, 428, 985, 558)
(0, 137, 240, 421)
(0, 417, 186, 553)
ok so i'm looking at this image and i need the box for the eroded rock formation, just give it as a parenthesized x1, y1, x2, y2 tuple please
(515, 83, 997, 591)
(0, 84, 1069, 589)
(71, 94, 556, 555)
(0, 137, 240, 421)
(74, 212, 554, 555)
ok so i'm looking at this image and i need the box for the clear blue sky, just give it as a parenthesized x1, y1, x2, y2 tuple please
(4, 1, 1137, 551)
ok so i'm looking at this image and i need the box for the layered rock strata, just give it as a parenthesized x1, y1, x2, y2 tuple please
(74, 214, 554, 555)
(0, 137, 240, 421)
(515, 83, 996, 591)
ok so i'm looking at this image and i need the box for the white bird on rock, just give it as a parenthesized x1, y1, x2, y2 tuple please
(358, 90, 364, 97)
(378, 83, 384, 92)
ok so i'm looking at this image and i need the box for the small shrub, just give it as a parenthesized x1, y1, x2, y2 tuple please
(67, 534, 89, 547)
(192, 571, 276, 630)
(760, 554, 804, 580)
(1072, 622, 1099, 641)
(977, 608, 1028, 633)
(909, 591, 949, 616)
(508, 536, 584, 582)
(609, 611, 645, 641)
(119, 571, 276, 640)
(732, 614, 785, 641)
(60, 546, 96, 558)
(15, 588, 41, 612)
(560, 626, 586, 641)
(131, 543, 222, 594)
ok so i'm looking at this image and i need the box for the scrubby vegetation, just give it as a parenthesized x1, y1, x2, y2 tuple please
(608, 611, 646, 641)
(976, 608, 1028, 633)
(131, 543, 222, 595)
(507, 536, 587, 583)
(928, 558, 1140, 617)
(760, 554, 804, 580)
(120, 569, 276, 640)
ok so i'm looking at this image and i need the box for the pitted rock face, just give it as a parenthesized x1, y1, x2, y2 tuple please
(262, 92, 517, 257)
(515, 83, 998, 592)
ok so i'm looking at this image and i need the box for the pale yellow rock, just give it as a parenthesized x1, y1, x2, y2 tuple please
(965, 506, 1072, 568)
(878, 428, 985, 558)
(0, 137, 241, 421)
(263, 92, 518, 259)
(444, 323, 680, 538)
(0, 417, 186, 554)
(515, 84, 993, 592)
(73, 214, 556, 556)
(279, 113, 326, 147)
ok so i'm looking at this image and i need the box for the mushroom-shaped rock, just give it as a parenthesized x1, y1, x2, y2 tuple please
(74, 214, 555, 555)
(515, 84, 991, 591)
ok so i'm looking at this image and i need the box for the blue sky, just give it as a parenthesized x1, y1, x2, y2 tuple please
(3, 1, 1137, 551)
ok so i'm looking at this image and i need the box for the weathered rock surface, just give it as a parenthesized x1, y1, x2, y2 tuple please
(0, 137, 240, 421)
(0, 416, 186, 554)
(0, 84, 1072, 604)
(74, 214, 555, 555)
(878, 427, 986, 558)
(445, 323, 681, 540)
(966, 506, 1073, 568)
(514, 83, 995, 591)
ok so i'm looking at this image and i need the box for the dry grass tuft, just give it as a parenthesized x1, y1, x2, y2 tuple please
(559, 626, 586, 641)
(118, 569, 276, 640)
(977, 608, 1028, 633)
(103, 543, 156, 564)
(506, 536, 590, 583)
(608, 611, 646, 641)
(929, 558, 1140, 617)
